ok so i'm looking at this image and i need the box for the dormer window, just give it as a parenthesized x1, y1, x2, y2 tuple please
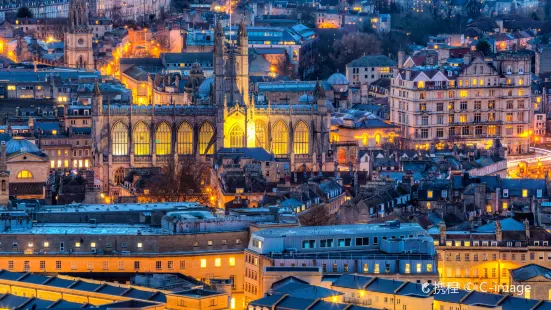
(506, 65, 512, 74)
(503, 189, 509, 197)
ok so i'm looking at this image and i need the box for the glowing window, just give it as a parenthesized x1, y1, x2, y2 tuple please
(272, 120, 288, 155)
(293, 121, 309, 155)
(472, 79, 477, 86)
(215, 258, 221, 267)
(177, 122, 193, 154)
(522, 189, 528, 197)
(405, 263, 411, 273)
(459, 90, 468, 98)
(137, 242, 143, 248)
(518, 90, 524, 96)
(519, 78, 524, 85)
(155, 122, 171, 155)
(255, 120, 267, 149)
(503, 202, 508, 209)
(17, 170, 33, 179)
(91, 242, 96, 248)
(200, 259, 207, 268)
(229, 257, 235, 266)
(7, 85, 15, 90)
(416, 263, 422, 273)
(417, 80, 425, 89)
(375, 133, 381, 145)
(133, 122, 150, 155)
(427, 190, 433, 198)
(229, 125, 244, 148)
(199, 122, 214, 155)
(112, 122, 128, 155)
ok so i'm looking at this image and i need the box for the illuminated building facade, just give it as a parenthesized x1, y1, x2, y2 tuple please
(64, 0, 94, 70)
(390, 52, 533, 154)
(429, 218, 551, 296)
(243, 222, 438, 304)
(92, 20, 332, 192)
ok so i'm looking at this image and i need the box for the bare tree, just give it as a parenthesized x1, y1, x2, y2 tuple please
(142, 157, 217, 205)
(154, 29, 177, 52)
(298, 204, 332, 226)
(105, 6, 123, 27)
(330, 32, 381, 71)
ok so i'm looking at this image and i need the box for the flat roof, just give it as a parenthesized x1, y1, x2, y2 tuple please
(39, 201, 206, 214)
(252, 223, 425, 238)
(0, 223, 171, 235)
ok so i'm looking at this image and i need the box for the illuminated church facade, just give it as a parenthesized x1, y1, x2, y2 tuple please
(91, 20, 332, 190)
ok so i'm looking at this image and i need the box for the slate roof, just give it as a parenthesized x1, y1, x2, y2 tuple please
(331, 274, 373, 289)
(347, 55, 397, 68)
(476, 218, 525, 233)
(510, 264, 551, 282)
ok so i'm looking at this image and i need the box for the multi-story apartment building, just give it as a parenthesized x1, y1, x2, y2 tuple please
(429, 217, 551, 294)
(346, 55, 396, 86)
(0, 204, 249, 309)
(243, 222, 438, 304)
(390, 52, 532, 154)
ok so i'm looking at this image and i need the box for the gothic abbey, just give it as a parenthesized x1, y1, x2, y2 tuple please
(91, 20, 332, 190)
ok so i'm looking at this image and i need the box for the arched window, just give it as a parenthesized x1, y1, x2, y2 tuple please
(155, 122, 171, 155)
(114, 167, 125, 185)
(255, 120, 267, 149)
(177, 122, 193, 154)
(112, 122, 128, 155)
(375, 133, 381, 145)
(293, 121, 309, 155)
(229, 125, 244, 148)
(2, 180, 6, 191)
(17, 170, 33, 179)
(199, 122, 214, 155)
(272, 121, 288, 155)
(133, 122, 150, 155)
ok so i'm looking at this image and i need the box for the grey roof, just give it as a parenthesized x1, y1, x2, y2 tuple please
(347, 55, 397, 68)
(510, 264, 551, 282)
(331, 274, 373, 289)
(217, 147, 275, 162)
(500, 296, 540, 310)
(364, 278, 403, 294)
(162, 52, 212, 65)
(273, 282, 342, 299)
(0, 294, 30, 309)
(265, 266, 320, 272)
(0, 270, 25, 281)
(462, 291, 502, 307)
(327, 73, 348, 85)
(396, 282, 432, 297)
(476, 218, 525, 233)
(45, 277, 77, 288)
(71, 281, 102, 292)
(251, 295, 377, 310)
(253, 223, 425, 238)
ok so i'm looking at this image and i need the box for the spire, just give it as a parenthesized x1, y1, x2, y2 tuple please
(93, 80, 101, 97)
(238, 19, 247, 38)
(215, 19, 223, 38)
(314, 80, 325, 99)
(0, 141, 6, 172)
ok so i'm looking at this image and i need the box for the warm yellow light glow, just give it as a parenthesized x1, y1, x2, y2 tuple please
(215, 258, 221, 267)
(200, 259, 207, 268)
(229, 257, 236, 266)
(17, 170, 33, 179)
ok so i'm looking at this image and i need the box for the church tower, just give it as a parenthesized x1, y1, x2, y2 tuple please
(214, 20, 225, 108)
(214, 19, 226, 150)
(0, 142, 10, 206)
(236, 20, 249, 107)
(64, 0, 94, 70)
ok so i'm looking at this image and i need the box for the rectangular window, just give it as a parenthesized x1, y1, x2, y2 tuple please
(302, 240, 316, 248)
(40, 261, 46, 269)
(118, 261, 124, 270)
(56, 261, 62, 270)
(180, 260, 186, 269)
(201, 259, 207, 268)
(338, 238, 352, 247)
(102, 261, 109, 270)
(155, 261, 162, 270)
(320, 239, 334, 247)
(355, 237, 370, 246)
(134, 261, 140, 270)
(215, 258, 221, 267)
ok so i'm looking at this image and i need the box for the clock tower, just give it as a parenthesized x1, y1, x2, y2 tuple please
(64, 0, 94, 70)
